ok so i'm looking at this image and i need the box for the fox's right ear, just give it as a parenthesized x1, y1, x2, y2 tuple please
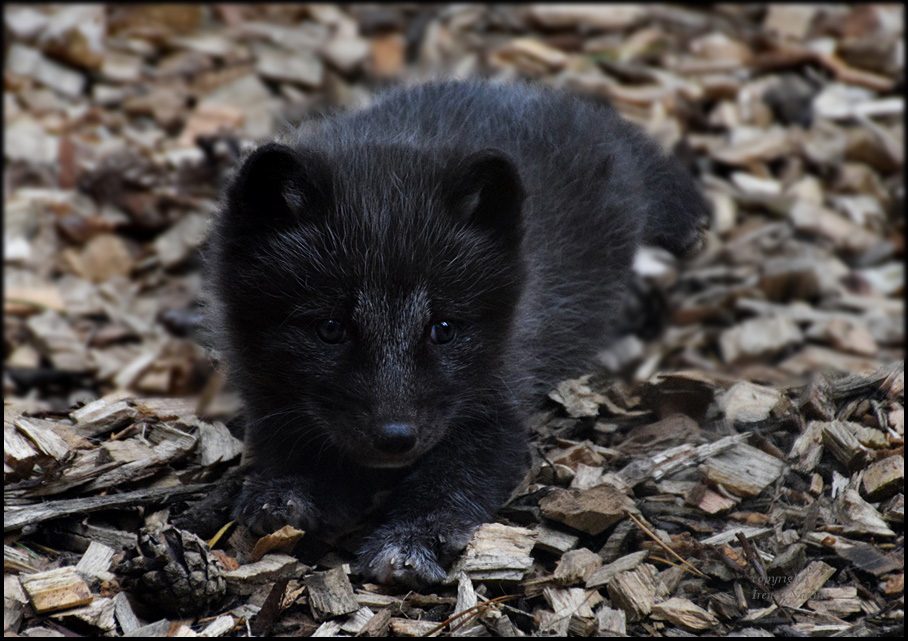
(444, 148, 525, 246)
(224, 142, 332, 231)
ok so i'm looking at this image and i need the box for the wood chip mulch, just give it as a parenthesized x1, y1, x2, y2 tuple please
(4, 4, 903, 637)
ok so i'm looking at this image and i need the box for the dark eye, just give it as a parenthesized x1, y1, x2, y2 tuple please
(429, 321, 456, 344)
(316, 319, 346, 344)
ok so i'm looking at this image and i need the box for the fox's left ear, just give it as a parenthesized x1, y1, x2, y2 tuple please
(224, 142, 333, 237)
(444, 148, 525, 245)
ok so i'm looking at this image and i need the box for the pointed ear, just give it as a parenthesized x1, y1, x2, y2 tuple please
(444, 148, 525, 244)
(225, 142, 332, 233)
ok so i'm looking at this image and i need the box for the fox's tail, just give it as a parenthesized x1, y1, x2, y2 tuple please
(639, 146, 712, 257)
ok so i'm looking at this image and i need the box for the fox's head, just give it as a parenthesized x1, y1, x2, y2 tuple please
(208, 142, 526, 469)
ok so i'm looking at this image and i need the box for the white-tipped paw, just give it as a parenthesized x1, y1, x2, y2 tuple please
(358, 534, 447, 588)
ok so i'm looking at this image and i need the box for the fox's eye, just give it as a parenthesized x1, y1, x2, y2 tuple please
(429, 321, 456, 344)
(316, 319, 346, 344)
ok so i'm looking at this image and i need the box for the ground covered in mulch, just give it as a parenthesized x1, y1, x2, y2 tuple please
(4, 4, 904, 637)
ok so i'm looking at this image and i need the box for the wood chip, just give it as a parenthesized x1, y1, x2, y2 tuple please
(388, 618, 440, 637)
(702, 526, 772, 546)
(821, 420, 870, 469)
(553, 548, 603, 586)
(528, 4, 645, 29)
(807, 317, 879, 357)
(718, 313, 803, 364)
(807, 586, 863, 617)
(199, 614, 236, 637)
(4, 420, 39, 479)
(651, 596, 719, 631)
(446, 523, 537, 582)
(112, 592, 142, 635)
(49, 596, 116, 634)
(762, 4, 819, 40)
(4, 574, 29, 633)
(13, 417, 73, 461)
(62, 233, 134, 283)
(494, 38, 569, 72)
(305, 567, 359, 621)
(26, 310, 90, 372)
(20, 567, 93, 614)
(224, 554, 301, 596)
(191, 418, 244, 467)
(596, 605, 627, 635)
(5, 544, 43, 574)
(606, 563, 659, 622)
(716, 381, 782, 425)
(70, 392, 138, 437)
(449, 573, 478, 637)
(549, 440, 609, 470)
(357, 606, 393, 637)
(788, 200, 880, 253)
(539, 485, 634, 535)
(369, 34, 405, 77)
(339, 607, 375, 635)
(548, 376, 604, 417)
(703, 443, 785, 497)
(541, 587, 600, 636)
(687, 484, 738, 514)
(713, 127, 791, 166)
(861, 455, 904, 501)
(320, 35, 369, 74)
(775, 561, 837, 609)
(7, 43, 85, 97)
(257, 47, 324, 87)
(586, 551, 649, 589)
(74, 541, 115, 578)
(123, 619, 172, 637)
(533, 524, 579, 555)
(837, 487, 896, 537)
(4, 7, 49, 40)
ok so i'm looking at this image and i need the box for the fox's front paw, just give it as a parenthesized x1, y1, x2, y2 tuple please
(357, 521, 476, 588)
(233, 476, 320, 537)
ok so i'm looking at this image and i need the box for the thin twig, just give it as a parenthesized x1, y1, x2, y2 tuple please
(734, 531, 796, 625)
(420, 594, 516, 637)
(647, 554, 703, 577)
(625, 510, 706, 577)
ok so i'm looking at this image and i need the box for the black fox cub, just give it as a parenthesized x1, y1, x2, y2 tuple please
(206, 79, 709, 586)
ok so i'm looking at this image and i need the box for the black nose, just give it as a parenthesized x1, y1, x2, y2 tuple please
(375, 422, 417, 454)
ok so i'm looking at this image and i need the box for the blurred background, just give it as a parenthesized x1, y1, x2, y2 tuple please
(4, 4, 904, 413)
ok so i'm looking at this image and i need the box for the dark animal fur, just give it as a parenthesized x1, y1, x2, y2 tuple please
(205, 79, 709, 586)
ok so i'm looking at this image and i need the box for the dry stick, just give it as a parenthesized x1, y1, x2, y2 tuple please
(624, 510, 706, 578)
(734, 532, 796, 625)
(420, 594, 516, 637)
(734, 532, 770, 586)
(647, 555, 703, 577)
(4, 483, 214, 532)
(438, 594, 516, 636)
(447, 609, 482, 636)
(447, 593, 520, 636)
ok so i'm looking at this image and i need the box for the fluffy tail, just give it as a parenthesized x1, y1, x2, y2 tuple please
(639, 146, 712, 257)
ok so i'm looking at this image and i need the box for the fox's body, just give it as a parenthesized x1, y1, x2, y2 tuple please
(206, 80, 709, 586)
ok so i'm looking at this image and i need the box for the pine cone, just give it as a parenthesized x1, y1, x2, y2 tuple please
(116, 524, 226, 617)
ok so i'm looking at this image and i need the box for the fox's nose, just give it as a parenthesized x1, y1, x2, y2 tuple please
(375, 422, 417, 454)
